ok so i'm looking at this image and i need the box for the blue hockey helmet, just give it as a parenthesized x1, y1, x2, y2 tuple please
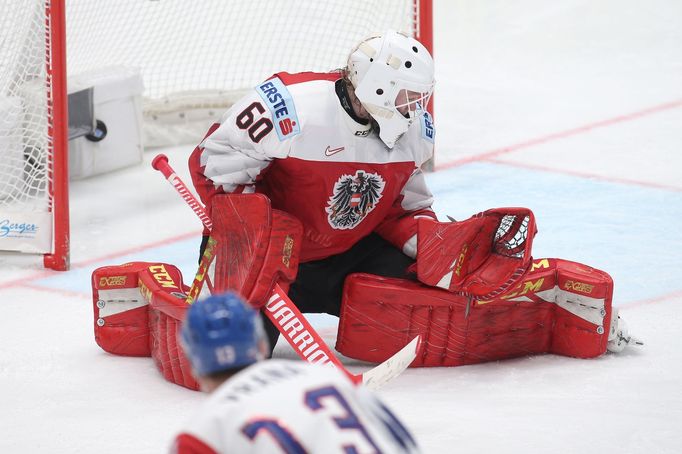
(181, 292, 267, 376)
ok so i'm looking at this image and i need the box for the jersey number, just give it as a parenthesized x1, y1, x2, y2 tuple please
(241, 385, 416, 453)
(236, 102, 273, 143)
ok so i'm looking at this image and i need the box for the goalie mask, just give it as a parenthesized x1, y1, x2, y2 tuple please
(348, 30, 435, 148)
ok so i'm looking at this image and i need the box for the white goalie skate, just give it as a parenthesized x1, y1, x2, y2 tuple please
(607, 309, 644, 353)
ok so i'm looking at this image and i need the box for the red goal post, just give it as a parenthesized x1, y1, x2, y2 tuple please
(0, 0, 433, 271)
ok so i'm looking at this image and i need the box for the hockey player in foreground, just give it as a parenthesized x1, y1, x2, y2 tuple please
(171, 291, 421, 454)
(90, 30, 640, 392)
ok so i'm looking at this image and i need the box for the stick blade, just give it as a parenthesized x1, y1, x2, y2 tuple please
(361, 335, 422, 390)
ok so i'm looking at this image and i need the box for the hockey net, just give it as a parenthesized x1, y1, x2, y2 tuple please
(0, 0, 432, 270)
(1, 1, 68, 269)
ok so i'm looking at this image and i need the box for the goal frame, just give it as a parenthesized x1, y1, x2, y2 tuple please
(45, 0, 70, 271)
(41, 0, 433, 271)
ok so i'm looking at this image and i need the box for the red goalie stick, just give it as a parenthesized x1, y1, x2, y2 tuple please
(152, 154, 421, 389)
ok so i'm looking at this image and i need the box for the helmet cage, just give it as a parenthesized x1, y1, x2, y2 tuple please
(394, 86, 433, 121)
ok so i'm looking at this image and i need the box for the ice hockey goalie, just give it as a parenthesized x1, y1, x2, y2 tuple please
(90, 197, 640, 391)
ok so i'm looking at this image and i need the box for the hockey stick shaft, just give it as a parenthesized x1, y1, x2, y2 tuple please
(151, 153, 364, 384)
(152, 154, 213, 230)
(265, 284, 362, 384)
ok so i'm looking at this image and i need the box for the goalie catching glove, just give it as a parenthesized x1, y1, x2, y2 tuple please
(415, 207, 537, 299)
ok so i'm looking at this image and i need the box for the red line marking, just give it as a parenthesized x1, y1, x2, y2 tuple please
(0, 268, 58, 291)
(0, 230, 201, 290)
(620, 289, 682, 310)
(435, 98, 682, 171)
(72, 230, 201, 268)
(20, 282, 91, 300)
(485, 158, 682, 192)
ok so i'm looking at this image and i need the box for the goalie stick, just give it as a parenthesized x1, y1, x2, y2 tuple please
(151, 153, 422, 389)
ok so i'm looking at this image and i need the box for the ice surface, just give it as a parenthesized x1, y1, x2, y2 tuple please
(1, 1, 681, 452)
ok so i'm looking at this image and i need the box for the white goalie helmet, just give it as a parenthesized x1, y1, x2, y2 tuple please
(347, 30, 435, 148)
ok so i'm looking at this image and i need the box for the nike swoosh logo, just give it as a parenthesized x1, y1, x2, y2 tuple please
(325, 146, 345, 156)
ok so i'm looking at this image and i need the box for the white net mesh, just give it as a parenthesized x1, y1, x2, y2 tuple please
(65, 0, 419, 147)
(66, 0, 417, 98)
(0, 0, 422, 257)
(0, 1, 50, 210)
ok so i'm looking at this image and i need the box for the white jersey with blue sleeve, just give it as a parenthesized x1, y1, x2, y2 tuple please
(171, 360, 421, 454)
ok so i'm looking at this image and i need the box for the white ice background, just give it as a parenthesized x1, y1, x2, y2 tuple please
(1, 1, 681, 453)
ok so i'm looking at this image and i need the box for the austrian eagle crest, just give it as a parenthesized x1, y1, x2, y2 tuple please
(326, 170, 385, 229)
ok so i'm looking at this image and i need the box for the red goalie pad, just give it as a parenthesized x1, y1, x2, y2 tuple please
(92, 262, 155, 357)
(206, 193, 303, 307)
(92, 262, 199, 390)
(139, 265, 198, 390)
(337, 258, 613, 366)
(416, 208, 537, 299)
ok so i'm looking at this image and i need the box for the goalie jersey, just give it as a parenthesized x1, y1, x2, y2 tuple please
(189, 72, 436, 262)
(170, 360, 421, 454)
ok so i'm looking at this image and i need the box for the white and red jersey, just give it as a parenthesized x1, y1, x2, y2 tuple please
(170, 360, 421, 454)
(189, 72, 436, 262)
